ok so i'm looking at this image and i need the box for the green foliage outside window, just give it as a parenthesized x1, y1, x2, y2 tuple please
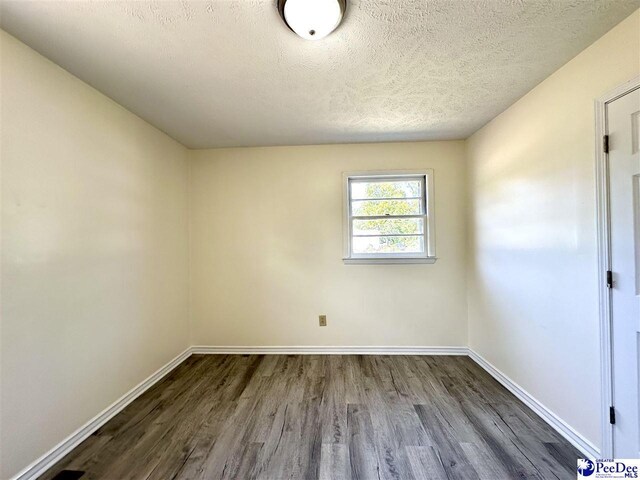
(354, 182, 423, 253)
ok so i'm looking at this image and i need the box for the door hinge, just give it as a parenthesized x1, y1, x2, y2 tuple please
(603, 135, 609, 154)
(610, 406, 616, 424)
(606, 270, 613, 288)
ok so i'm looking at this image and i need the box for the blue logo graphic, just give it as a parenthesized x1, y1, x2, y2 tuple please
(578, 459, 595, 477)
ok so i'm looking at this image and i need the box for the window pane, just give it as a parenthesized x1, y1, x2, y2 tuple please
(351, 199, 422, 216)
(352, 235, 425, 254)
(353, 218, 424, 236)
(351, 180, 422, 200)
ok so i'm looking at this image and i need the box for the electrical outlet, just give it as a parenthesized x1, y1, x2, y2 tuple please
(319, 315, 327, 327)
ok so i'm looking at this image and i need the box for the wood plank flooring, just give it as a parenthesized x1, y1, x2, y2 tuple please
(40, 355, 580, 480)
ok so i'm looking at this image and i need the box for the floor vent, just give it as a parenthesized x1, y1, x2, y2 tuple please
(51, 470, 85, 480)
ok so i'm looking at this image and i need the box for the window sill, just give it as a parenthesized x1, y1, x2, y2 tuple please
(342, 257, 437, 265)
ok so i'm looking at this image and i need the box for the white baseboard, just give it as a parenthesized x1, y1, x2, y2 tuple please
(468, 349, 600, 459)
(11, 347, 192, 480)
(12, 345, 600, 480)
(190, 345, 468, 355)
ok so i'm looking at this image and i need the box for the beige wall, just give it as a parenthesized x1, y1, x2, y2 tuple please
(0, 31, 190, 479)
(189, 142, 468, 347)
(466, 10, 640, 451)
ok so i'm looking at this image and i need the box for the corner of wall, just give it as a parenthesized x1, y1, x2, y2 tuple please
(462, 136, 475, 351)
(186, 148, 195, 348)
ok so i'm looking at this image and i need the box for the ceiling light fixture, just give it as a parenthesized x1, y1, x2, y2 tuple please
(278, 0, 346, 40)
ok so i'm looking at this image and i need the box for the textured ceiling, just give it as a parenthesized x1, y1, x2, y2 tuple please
(1, 0, 638, 148)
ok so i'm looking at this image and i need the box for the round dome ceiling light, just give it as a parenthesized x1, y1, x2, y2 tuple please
(278, 0, 346, 40)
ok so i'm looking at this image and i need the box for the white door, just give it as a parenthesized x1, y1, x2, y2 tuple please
(609, 86, 640, 458)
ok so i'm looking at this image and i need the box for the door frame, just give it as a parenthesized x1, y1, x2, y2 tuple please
(595, 75, 640, 458)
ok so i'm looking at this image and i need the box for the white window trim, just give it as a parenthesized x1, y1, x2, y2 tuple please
(342, 169, 437, 265)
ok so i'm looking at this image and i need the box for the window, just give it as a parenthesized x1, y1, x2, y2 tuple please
(343, 170, 436, 264)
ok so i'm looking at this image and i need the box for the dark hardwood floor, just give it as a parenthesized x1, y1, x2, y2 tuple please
(40, 354, 580, 480)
